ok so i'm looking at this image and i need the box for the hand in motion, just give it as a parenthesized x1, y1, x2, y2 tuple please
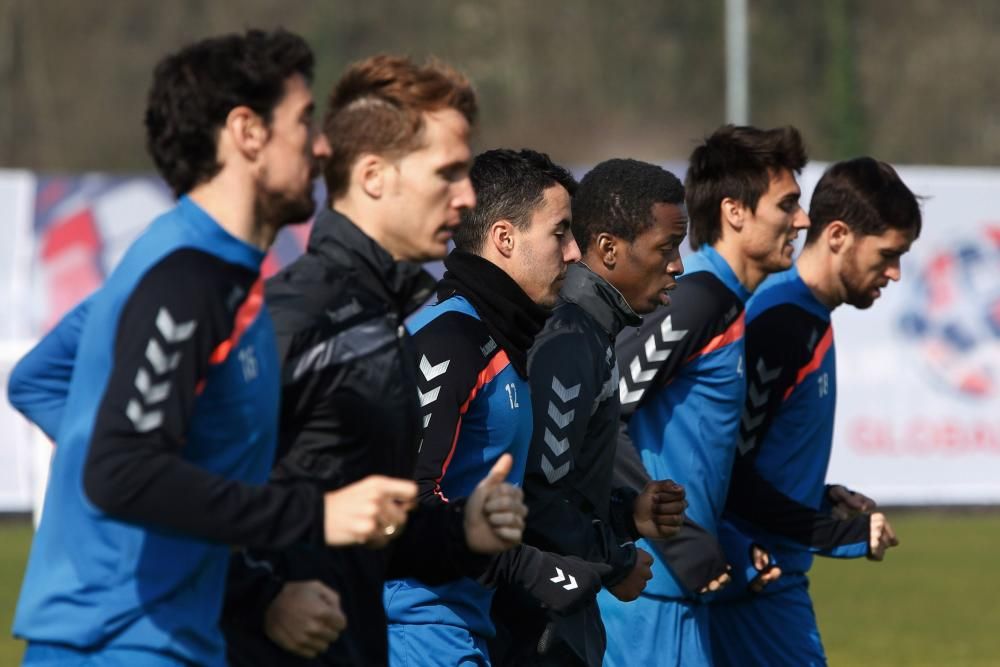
(634, 479, 686, 539)
(827, 484, 876, 520)
(265, 580, 347, 659)
(867, 512, 900, 561)
(748, 544, 782, 593)
(608, 547, 654, 602)
(322, 475, 417, 548)
(465, 453, 529, 553)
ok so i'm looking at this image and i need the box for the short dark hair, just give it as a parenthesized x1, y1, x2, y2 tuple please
(145, 29, 314, 197)
(571, 159, 684, 252)
(323, 55, 478, 199)
(805, 157, 922, 245)
(686, 125, 808, 249)
(455, 148, 577, 253)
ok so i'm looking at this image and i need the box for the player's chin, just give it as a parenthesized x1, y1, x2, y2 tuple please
(847, 292, 877, 310)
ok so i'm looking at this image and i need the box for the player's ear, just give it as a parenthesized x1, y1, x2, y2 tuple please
(223, 106, 268, 162)
(355, 154, 388, 199)
(827, 220, 851, 253)
(490, 219, 516, 258)
(720, 197, 745, 233)
(596, 232, 618, 269)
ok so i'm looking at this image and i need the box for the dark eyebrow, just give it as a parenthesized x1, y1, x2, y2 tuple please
(781, 190, 801, 204)
(438, 159, 470, 175)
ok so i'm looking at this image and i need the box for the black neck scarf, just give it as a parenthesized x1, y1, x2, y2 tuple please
(437, 250, 550, 377)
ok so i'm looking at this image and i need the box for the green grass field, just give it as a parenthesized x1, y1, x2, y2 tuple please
(0, 511, 998, 665)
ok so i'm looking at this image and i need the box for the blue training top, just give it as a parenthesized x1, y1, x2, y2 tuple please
(383, 295, 533, 638)
(10, 197, 322, 666)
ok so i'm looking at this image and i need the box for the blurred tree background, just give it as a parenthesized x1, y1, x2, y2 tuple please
(1, 0, 998, 172)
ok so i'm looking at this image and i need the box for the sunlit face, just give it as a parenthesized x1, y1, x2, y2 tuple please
(741, 168, 810, 273)
(511, 184, 581, 307)
(256, 74, 330, 227)
(381, 108, 476, 262)
(840, 226, 916, 309)
(614, 202, 688, 314)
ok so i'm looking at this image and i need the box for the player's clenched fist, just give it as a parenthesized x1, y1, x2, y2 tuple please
(634, 480, 686, 539)
(867, 512, 899, 561)
(322, 475, 418, 548)
(465, 454, 529, 553)
(265, 580, 347, 659)
(748, 544, 781, 593)
(609, 547, 654, 602)
(827, 483, 876, 520)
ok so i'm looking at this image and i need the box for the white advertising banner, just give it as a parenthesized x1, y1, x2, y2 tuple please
(0, 165, 997, 510)
(0, 171, 41, 511)
(799, 165, 1000, 504)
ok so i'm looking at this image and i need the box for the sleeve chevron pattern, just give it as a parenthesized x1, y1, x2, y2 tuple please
(524, 330, 638, 587)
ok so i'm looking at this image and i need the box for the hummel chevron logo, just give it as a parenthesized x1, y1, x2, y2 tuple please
(549, 567, 578, 590)
(541, 454, 570, 483)
(145, 339, 181, 375)
(134, 368, 170, 404)
(126, 398, 163, 432)
(547, 403, 575, 430)
(747, 381, 769, 408)
(644, 335, 670, 363)
(738, 435, 757, 455)
(619, 377, 643, 405)
(659, 315, 687, 343)
(741, 409, 765, 432)
(756, 358, 781, 384)
(544, 429, 570, 456)
(417, 386, 441, 407)
(155, 307, 196, 344)
(629, 357, 657, 384)
(419, 355, 450, 381)
(551, 377, 581, 403)
(422, 414, 431, 428)
(619, 315, 689, 405)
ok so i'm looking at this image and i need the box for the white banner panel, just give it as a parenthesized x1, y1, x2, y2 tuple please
(797, 165, 1000, 505)
(0, 165, 997, 509)
(0, 171, 39, 511)
(0, 169, 37, 340)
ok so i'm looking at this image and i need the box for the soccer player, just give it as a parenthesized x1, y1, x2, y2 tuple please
(221, 58, 530, 666)
(497, 159, 692, 666)
(7, 30, 420, 667)
(600, 125, 810, 667)
(710, 157, 915, 667)
(382, 148, 585, 666)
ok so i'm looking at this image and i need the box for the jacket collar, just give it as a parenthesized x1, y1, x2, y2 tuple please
(307, 207, 436, 318)
(560, 262, 642, 337)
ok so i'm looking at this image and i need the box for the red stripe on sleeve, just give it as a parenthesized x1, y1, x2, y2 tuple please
(432, 349, 512, 502)
(688, 312, 746, 361)
(208, 278, 264, 366)
(783, 326, 833, 400)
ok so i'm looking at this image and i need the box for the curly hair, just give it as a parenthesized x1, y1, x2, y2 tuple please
(805, 157, 922, 245)
(455, 148, 577, 253)
(686, 125, 807, 249)
(145, 29, 314, 197)
(322, 55, 478, 199)
(571, 159, 684, 252)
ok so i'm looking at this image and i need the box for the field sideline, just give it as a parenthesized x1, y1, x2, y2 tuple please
(0, 511, 998, 666)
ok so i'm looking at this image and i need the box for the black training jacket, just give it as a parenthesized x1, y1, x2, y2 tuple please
(221, 209, 480, 667)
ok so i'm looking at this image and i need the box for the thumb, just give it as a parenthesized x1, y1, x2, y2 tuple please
(479, 453, 512, 489)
